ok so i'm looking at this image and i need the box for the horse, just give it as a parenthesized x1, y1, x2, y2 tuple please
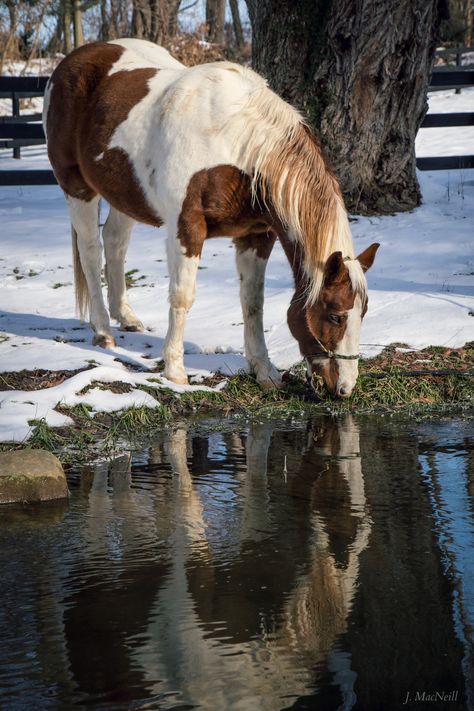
(43, 38, 379, 398)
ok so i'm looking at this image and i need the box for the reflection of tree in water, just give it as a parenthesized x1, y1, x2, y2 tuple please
(347, 420, 468, 710)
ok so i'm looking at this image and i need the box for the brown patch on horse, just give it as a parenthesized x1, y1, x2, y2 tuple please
(234, 233, 276, 261)
(46, 43, 123, 201)
(46, 42, 162, 226)
(80, 67, 163, 226)
(178, 165, 272, 257)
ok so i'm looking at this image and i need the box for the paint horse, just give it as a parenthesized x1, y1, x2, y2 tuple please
(43, 38, 379, 398)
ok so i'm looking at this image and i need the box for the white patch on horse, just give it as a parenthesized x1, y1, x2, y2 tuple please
(41, 79, 54, 141)
(102, 206, 144, 332)
(346, 257, 367, 301)
(335, 294, 362, 397)
(162, 227, 201, 384)
(95, 152, 104, 162)
(236, 247, 281, 389)
(103, 60, 281, 224)
(67, 195, 114, 347)
(108, 38, 184, 73)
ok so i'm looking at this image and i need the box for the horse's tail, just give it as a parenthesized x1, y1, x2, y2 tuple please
(71, 225, 90, 321)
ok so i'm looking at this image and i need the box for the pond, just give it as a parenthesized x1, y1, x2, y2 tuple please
(1, 414, 473, 710)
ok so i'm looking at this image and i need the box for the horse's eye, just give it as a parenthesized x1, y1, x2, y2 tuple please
(329, 313, 344, 325)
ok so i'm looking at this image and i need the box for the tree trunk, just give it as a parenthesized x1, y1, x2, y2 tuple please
(229, 0, 244, 48)
(132, 0, 149, 38)
(100, 0, 110, 40)
(46, 12, 64, 55)
(72, 0, 84, 48)
(63, 0, 73, 54)
(0, 0, 18, 72)
(466, 0, 473, 45)
(206, 0, 226, 44)
(441, 0, 472, 45)
(247, 0, 446, 215)
(132, 0, 181, 43)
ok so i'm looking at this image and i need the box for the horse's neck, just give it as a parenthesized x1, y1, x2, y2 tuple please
(278, 231, 308, 296)
(276, 231, 318, 357)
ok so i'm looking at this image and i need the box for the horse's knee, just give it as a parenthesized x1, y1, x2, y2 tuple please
(169, 290, 194, 311)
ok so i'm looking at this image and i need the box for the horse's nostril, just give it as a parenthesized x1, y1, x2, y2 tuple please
(337, 385, 352, 398)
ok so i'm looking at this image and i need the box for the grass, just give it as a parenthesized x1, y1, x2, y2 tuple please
(125, 269, 149, 288)
(0, 343, 472, 464)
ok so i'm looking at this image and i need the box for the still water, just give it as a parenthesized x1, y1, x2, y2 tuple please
(0, 415, 473, 711)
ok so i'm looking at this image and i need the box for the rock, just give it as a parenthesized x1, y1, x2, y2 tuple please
(0, 450, 69, 504)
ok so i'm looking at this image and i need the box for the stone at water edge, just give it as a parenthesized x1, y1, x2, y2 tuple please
(0, 450, 69, 504)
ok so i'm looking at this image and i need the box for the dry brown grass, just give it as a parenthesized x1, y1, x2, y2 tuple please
(166, 31, 250, 66)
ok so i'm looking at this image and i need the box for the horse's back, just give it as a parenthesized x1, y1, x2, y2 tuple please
(108, 38, 184, 70)
(44, 40, 183, 219)
(44, 39, 276, 223)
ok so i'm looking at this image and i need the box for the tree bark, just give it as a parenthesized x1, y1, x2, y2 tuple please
(247, 0, 446, 215)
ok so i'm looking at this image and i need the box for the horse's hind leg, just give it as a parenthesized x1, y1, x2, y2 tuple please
(102, 207, 144, 332)
(235, 234, 282, 390)
(68, 195, 115, 348)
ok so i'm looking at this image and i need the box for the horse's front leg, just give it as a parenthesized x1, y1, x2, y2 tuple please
(235, 234, 282, 390)
(162, 218, 205, 384)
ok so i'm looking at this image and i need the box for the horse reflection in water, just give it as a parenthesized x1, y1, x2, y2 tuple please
(60, 418, 371, 709)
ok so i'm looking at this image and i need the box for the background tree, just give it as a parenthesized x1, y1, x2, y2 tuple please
(132, 0, 182, 44)
(229, 0, 244, 49)
(73, 0, 85, 46)
(441, 0, 472, 46)
(206, 0, 226, 44)
(246, 0, 447, 214)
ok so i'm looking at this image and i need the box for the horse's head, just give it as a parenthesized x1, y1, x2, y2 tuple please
(302, 243, 379, 398)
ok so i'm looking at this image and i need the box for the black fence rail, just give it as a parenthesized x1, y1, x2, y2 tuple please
(0, 62, 473, 185)
(0, 75, 49, 160)
(416, 65, 474, 170)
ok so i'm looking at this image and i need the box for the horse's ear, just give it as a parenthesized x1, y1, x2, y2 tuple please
(357, 243, 380, 272)
(324, 251, 347, 285)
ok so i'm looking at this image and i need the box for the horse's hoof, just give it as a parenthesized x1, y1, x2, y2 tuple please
(93, 334, 116, 348)
(122, 322, 145, 333)
(166, 374, 189, 385)
(258, 375, 282, 391)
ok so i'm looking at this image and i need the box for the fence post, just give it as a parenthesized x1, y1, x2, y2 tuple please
(12, 92, 20, 159)
(455, 49, 461, 94)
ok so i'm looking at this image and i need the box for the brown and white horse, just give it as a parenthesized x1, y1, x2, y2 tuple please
(43, 38, 379, 397)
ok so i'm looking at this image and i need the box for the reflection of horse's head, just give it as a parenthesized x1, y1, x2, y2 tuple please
(281, 416, 371, 668)
(154, 418, 372, 701)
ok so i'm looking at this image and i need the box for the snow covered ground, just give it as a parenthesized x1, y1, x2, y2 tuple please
(0, 88, 473, 441)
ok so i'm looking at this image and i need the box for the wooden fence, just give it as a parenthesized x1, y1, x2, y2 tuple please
(0, 57, 473, 185)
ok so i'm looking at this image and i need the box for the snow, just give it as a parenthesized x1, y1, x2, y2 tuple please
(0, 88, 473, 441)
(416, 88, 474, 157)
